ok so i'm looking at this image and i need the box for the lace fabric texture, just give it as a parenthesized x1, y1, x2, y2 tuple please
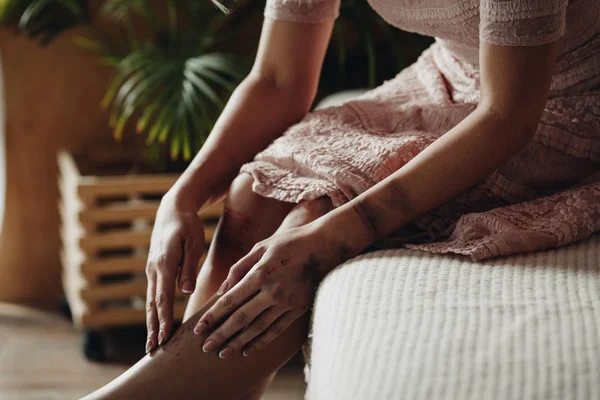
(243, 0, 600, 260)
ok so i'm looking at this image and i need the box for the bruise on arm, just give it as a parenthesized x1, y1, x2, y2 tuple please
(349, 178, 419, 243)
(317, 40, 560, 263)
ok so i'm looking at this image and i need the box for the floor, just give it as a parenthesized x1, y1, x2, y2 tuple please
(0, 303, 306, 399)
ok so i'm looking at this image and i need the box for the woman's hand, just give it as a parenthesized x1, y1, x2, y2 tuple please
(145, 190, 206, 354)
(192, 221, 348, 358)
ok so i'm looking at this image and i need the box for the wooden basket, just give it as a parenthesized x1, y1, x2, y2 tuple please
(58, 149, 222, 332)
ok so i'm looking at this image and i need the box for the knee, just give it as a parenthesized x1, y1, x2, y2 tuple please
(302, 197, 334, 217)
(228, 173, 256, 204)
(288, 197, 334, 225)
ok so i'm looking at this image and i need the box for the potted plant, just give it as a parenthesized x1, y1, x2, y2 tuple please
(0, 0, 429, 359)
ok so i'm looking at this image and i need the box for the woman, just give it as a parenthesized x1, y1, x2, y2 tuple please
(85, 0, 600, 398)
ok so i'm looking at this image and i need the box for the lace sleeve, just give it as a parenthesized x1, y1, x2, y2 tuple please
(264, 0, 340, 23)
(480, 0, 569, 46)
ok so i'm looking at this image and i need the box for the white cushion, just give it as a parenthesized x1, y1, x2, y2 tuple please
(305, 233, 600, 400)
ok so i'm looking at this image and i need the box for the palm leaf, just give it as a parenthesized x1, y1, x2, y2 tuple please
(13, 0, 87, 45)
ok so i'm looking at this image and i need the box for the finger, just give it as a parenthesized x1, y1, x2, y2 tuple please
(223, 306, 283, 357)
(201, 292, 275, 358)
(155, 266, 176, 346)
(241, 310, 300, 357)
(145, 268, 159, 354)
(178, 234, 204, 295)
(218, 244, 266, 296)
(194, 263, 266, 335)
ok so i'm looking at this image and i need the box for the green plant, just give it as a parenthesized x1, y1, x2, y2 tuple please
(0, 0, 419, 161)
(1, 0, 244, 161)
(88, 1, 245, 160)
(0, 0, 88, 45)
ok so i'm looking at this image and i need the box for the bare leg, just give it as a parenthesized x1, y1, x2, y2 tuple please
(184, 173, 296, 317)
(83, 175, 334, 399)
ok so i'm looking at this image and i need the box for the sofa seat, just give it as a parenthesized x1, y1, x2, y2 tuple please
(304, 233, 600, 399)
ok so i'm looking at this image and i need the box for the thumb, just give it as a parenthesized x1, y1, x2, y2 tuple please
(178, 231, 205, 295)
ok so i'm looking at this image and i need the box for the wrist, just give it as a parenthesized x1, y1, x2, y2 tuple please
(314, 204, 375, 261)
(166, 178, 207, 212)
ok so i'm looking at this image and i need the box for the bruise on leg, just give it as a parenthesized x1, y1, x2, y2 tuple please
(214, 207, 262, 257)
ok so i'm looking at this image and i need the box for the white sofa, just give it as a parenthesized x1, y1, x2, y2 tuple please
(304, 233, 600, 400)
(303, 93, 600, 400)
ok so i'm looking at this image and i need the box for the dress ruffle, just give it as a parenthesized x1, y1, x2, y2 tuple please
(240, 42, 600, 261)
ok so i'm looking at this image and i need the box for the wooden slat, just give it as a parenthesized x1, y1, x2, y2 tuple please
(77, 175, 178, 205)
(78, 201, 222, 233)
(79, 230, 151, 253)
(81, 280, 188, 303)
(79, 224, 217, 255)
(58, 150, 224, 330)
(81, 255, 148, 278)
(81, 302, 188, 329)
(80, 253, 209, 281)
(79, 201, 160, 225)
(81, 280, 147, 303)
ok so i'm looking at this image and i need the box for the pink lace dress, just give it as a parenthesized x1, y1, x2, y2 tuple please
(240, 0, 600, 261)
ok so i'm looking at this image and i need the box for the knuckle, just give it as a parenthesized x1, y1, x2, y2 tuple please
(220, 295, 234, 310)
(232, 310, 249, 326)
(155, 293, 167, 307)
(145, 262, 154, 276)
(155, 254, 172, 272)
(229, 264, 239, 277)
(200, 313, 212, 325)
(146, 300, 155, 313)
(251, 268, 265, 283)
(252, 242, 265, 252)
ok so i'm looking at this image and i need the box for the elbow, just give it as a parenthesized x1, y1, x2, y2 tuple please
(476, 101, 541, 144)
(247, 69, 317, 114)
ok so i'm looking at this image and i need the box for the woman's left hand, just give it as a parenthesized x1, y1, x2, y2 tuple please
(192, 221, 347, 358)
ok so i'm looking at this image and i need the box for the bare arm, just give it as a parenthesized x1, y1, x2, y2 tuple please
(170, 18, 335, 211)
(144, 17, 334, 353)
(320, 40, 560, 258)
(188, 40, 562, 358)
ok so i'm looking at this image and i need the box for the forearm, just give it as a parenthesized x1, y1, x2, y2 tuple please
(170, 73, 314, 210)
(318, 106, 537, 262)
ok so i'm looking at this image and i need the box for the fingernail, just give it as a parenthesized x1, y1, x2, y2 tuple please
(243, 347, 255, 357)
(145, 339, 153, 354)
(181, 280, 194, 294)
(202, 339, 216, 353)
(219, 347, 233, 359)
(217, 280, 229, 295)
(194, 321, 207, 335)
(158, 330, 164, 346)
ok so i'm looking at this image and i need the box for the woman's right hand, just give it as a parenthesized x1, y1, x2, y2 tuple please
(145, 189, 206, 354)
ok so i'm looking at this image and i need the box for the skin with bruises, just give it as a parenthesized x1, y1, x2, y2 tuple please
(89, 13, 562, 396)
(349, 179, 417, 244)
(191, 197, 366, 358)
(217, 207, 261, 254)
(300, 254, 320, 286)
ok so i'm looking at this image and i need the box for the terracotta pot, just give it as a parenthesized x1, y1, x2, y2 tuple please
(0, 27, 117, 308)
